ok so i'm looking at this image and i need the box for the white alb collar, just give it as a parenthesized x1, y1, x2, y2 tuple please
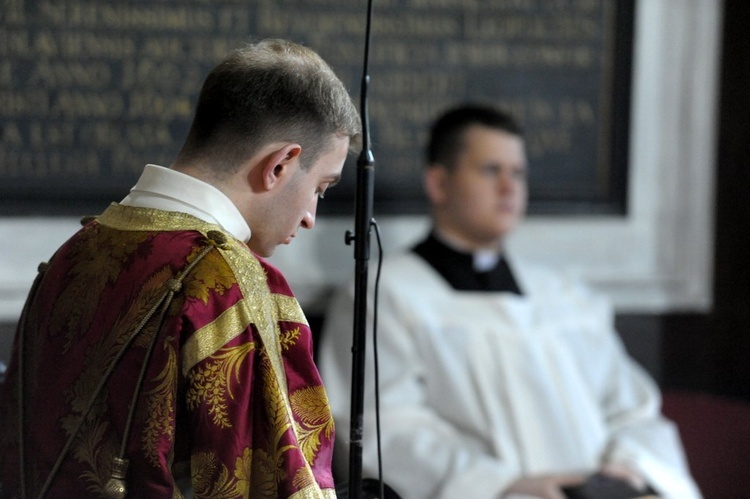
(120, 164, 252, 242)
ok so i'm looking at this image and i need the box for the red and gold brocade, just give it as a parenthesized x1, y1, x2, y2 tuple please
(0, 203, 337, 499)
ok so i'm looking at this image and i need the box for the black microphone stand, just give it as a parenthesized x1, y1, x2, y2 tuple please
(344, 0, 375, 497)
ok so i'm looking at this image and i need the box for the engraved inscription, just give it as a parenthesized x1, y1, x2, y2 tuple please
(0, 0, 626, 214)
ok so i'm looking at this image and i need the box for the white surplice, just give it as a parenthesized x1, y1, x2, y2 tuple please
(319, 251, 701, 499)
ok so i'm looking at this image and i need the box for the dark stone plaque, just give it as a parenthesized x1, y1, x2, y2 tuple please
(0, 0, 633, 216)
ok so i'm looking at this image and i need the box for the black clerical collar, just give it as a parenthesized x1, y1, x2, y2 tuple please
(412, 232, 523, 294)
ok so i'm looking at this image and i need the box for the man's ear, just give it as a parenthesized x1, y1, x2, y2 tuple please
(260, 143, 303, 191)
(424, 164, 449, 205)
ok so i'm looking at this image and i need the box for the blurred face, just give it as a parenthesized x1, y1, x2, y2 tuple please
(248, 135, 349, 257)
(428, 125, 527, 250)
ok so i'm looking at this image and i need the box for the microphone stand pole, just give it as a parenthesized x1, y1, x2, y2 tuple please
(345, 0, 375, 497)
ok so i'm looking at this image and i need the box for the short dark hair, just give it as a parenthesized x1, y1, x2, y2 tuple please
(427, 104, 523, 170)
(177, 39, 361, 176)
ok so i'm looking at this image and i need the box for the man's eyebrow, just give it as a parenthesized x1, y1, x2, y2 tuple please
(326, 175, 342, 187)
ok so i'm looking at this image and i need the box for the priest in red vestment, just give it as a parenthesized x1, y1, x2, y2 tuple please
(0, 38, 361, 499)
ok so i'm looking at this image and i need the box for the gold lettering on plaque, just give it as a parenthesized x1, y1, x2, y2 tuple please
(0, 0, 616, 210)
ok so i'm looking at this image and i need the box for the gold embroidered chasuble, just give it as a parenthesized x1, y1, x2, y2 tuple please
(0, 203, 337, 499)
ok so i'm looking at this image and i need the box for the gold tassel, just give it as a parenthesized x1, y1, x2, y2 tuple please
(103, 456, 129, 499)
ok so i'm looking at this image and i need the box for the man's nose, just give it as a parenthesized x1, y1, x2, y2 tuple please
(497, 173, 513, 193)
(301, 201, 317, 230)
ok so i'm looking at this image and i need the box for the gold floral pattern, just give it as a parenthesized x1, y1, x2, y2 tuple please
(292, 467, 315, 490)
(240, 447, 278, 499)
(186, 342, 256, 428)
(65, 409, 117, 495)
(49, 224, 151, 352)
(290, 386, 334, 465)
(280, 327, 302, 351)
(141, 336, 179, 466)
(59, 264, 176, 494)
(191, 447, 281, 499)
(191, 451, 237, 499)
(182, 246, 238, 305)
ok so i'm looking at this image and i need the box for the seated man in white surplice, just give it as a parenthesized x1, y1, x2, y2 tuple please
(319, 104, 701, 499)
